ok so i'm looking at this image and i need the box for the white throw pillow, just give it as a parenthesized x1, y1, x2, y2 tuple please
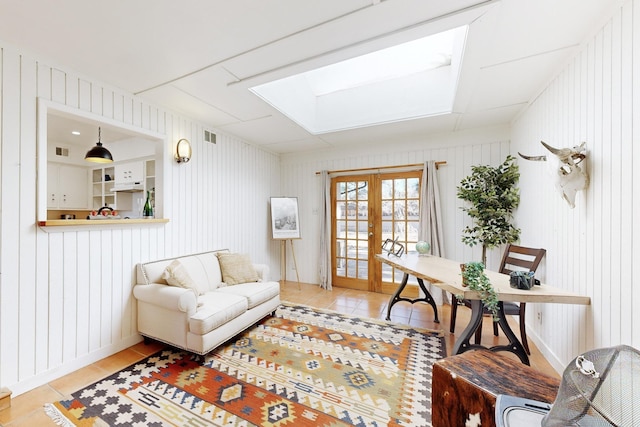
(216, 252, 260, 286)
(163, 259, 200, 294)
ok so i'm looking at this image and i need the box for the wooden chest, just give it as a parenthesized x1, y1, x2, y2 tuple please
(431, 349, 560, 427)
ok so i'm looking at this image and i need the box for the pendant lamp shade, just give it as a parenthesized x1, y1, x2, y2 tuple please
(85, 127, 113, 163)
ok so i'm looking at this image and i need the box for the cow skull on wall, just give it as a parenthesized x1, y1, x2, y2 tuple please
(518, 141, 589, 208)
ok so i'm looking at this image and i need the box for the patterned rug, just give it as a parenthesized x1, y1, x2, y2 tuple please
(45, 303, 446, 426)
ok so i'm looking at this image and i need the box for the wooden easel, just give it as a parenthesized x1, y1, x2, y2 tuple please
(280, 239, 301, 289)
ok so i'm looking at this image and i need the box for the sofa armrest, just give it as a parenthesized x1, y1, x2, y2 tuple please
(253, 264, 270, 281)
(133, 283, 198, 313)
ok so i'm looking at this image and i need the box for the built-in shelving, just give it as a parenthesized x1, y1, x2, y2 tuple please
(91, 158, 155, 214)
(91, 166, 116, 209)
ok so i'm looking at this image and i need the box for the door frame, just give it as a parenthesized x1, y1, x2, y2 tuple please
(331, 171, 422, 295)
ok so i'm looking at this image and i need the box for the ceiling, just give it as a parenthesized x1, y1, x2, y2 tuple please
(0, 0, 619, 154)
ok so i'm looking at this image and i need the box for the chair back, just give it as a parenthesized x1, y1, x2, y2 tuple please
(499, 244, 546, 275)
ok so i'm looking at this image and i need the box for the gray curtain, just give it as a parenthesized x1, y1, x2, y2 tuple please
(319, 170, 332, 290)
(419, 160, 447, 304)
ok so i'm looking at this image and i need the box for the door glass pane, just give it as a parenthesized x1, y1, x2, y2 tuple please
(394, 179, 406, 198)
(359, 201, 368, 220)
(407, 177, 420, 198)
(337, 182, 346, 200)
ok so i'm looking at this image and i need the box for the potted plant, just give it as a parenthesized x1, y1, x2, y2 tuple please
(460, 261, 499, 320)
(456, 155, 520, 321)
(457, 155, 521, 265)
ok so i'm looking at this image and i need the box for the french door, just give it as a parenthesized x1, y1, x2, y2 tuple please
(332, 171, 421, 293)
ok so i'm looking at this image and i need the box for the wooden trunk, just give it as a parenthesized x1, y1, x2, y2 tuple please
(431, 349, 560, 427)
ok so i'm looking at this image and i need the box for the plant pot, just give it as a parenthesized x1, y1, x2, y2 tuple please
(460, 263, 468, 287)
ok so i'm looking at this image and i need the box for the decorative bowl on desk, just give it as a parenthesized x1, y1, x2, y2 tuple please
(416, 240, 431, 256)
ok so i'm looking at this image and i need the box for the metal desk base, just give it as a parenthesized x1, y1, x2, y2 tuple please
(385, 273, 440, 323)
(452, 299, 530, 365)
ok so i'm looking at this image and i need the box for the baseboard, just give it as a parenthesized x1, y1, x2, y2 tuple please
(7, 335, 143, 397)
(525, 323, 565, 375)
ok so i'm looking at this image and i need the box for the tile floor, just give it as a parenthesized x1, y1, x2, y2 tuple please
(0, 281, 558, 426)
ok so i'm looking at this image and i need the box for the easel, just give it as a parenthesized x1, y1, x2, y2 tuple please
(280, 239, 301, 289)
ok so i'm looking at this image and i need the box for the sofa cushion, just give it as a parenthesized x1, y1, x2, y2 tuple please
(138, 250, 227, 292)
(162, 260, 199, 292)
(216, 252, 260, 285)
(215, 281, 280, 309)
(189, 293, 248, 335)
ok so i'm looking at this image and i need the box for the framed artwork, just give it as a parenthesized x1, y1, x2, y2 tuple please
(270, 197, 300, 239)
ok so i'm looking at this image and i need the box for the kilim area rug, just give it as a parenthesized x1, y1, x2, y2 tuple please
(45, 303, 446, 427)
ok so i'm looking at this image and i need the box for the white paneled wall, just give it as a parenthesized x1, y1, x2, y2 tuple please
(512, 0, 638, 370)
(279, 128, 512, 285)
(0, 44, 280, 395)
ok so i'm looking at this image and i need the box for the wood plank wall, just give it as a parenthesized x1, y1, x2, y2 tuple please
(0, 44, 281, 395)
(511, 0, 639, 369)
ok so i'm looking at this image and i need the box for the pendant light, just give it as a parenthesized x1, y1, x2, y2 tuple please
(84, 127, 113, 163)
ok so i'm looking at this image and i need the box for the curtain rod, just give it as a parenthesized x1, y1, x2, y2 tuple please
(315, 161, 446, 176)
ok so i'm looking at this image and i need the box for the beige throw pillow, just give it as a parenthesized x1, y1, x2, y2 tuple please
(216, 252, 259, 286)
(163, 259, 200, 294)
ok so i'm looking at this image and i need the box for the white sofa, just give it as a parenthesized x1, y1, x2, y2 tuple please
(133, 249, 280, 355)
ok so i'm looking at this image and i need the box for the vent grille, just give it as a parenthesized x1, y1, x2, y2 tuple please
(55, 147, 69, 157)
(204, 130, 216, 144)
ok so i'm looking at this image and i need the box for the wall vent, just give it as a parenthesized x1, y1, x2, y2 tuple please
(204, 130, 217, 144)
(55, 146, 70, 157)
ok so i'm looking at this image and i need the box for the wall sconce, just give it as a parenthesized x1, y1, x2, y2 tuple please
(85, 127, 113, 163)
(175, 138, 191, 163)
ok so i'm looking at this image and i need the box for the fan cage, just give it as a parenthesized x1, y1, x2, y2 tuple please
(542, 345, 640, 427)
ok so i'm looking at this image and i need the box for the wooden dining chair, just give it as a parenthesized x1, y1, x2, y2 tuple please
(449, 244, 546, 354)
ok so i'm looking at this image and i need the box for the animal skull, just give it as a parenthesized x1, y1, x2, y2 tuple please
(518, 141, 589, 208)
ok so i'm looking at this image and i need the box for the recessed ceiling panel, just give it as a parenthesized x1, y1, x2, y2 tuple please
(218, 113, 312, 147)
(467, 47, 577, 111)
(456, 104, 525, 131)
(171, 66, 276, 122)
(141, 85, 239, 127)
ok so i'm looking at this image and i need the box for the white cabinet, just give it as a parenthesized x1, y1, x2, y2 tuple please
(115, 161, 144, 185)
(48, 163, 89, 209)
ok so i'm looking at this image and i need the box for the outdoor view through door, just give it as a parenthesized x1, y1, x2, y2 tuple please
(332, 171, 422, 293)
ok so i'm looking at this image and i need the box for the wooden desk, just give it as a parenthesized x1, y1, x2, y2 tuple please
(376, 253, 590, 364)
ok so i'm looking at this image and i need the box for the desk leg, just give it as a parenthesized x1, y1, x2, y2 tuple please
(490, 302, 530, 365)
(452, 299, 485, 355)
(385, 274, 440, 323)
(416, 278, 439, 323)
(452, 301, 530, 365)
(386, 274, 409, 320)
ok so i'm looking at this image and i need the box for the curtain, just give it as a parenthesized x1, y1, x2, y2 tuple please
(419, 160, 448, 304)
(318, 170, 332, 290)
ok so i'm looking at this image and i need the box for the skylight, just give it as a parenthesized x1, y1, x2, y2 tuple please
(250, 25, 468, 135)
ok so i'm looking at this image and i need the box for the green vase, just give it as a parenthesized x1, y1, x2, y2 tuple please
(143, 191, 153, 218)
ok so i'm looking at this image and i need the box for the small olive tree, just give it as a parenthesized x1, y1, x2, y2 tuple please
(457, 155, 521, 264)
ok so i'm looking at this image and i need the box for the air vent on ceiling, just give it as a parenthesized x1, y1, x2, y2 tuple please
(204, 130, 216, 144)
(55, 146, 69, 157)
